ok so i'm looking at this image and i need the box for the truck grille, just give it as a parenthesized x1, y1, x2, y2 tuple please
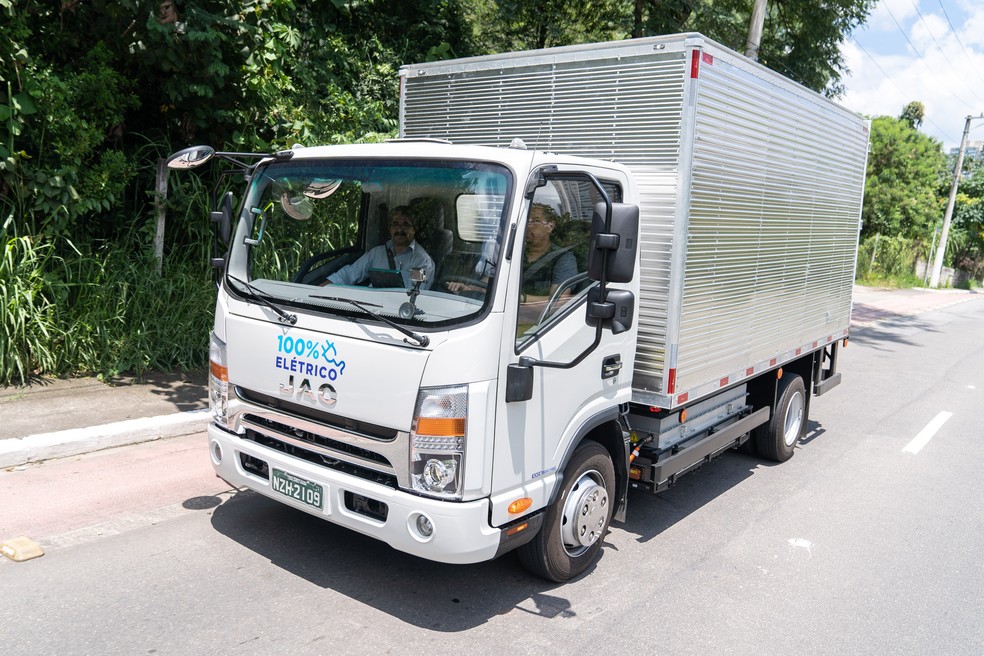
(242, 428, 398, 489)
(245, 414, 392, 466)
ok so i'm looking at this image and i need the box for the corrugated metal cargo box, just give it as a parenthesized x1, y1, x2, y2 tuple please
(400, 33, 869, 408)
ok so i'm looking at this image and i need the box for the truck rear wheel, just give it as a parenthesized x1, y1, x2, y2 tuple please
(756, 374, 806, 462)
(518, 441, 615, 582)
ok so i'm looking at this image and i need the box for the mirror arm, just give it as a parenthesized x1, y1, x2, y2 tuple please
(518, 324, 604, 371)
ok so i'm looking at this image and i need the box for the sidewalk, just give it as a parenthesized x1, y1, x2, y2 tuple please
(1, 371, 209, 468)
(1, 285, 980, 469)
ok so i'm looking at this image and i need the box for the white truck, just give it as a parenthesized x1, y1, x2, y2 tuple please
(168, 33, 868, 581)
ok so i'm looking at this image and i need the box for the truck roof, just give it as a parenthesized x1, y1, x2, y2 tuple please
(281, 140, 632, 176)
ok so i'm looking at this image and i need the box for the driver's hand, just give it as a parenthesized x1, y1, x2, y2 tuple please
(319, 279, 334, 287)
(446, 281, 466, 293)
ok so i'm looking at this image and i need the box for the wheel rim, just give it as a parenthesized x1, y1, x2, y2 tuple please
(783, 390, 805, 447)
(560, 469, 609, 557)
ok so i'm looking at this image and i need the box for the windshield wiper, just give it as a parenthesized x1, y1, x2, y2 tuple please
(312, 295, 429, 347)
(227, 275, 297, 325)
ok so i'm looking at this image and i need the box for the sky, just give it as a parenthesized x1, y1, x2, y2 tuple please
(840, 0, 984, 151)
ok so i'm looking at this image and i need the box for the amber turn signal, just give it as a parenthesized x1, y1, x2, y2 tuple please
(508, 497, 533, 514)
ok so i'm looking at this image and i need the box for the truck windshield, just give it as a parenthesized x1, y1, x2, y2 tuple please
(227, 158, 512, 329)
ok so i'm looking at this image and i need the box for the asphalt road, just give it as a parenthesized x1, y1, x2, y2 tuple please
(1, 296, 982, 656)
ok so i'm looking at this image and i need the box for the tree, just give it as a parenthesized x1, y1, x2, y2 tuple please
(900, 101, 925, 129)
(945, 156, 984, 279)
(862, 113, 947, 239)
(628, 0, 876, 96)
(469, 0, 630, 52)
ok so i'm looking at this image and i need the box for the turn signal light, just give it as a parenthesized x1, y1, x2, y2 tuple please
(777, 367, 784, 380)
(210, 359, 228, 382)
(415, 417, 466, 437)
(508, 497, 533, 514)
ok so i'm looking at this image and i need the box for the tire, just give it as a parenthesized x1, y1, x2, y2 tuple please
(755, 374, 806, 462)
(518, 441, 615, 582)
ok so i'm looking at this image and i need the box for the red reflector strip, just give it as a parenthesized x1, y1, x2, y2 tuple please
(668, 368, 677, 394)
(719, 376, 729, 387)
(770, 358, 777, 366)
(690, 50, 701, 78)
(746, 367, 755, 377)
(702, 52, 714, 66)
(678, 393, 689, 404)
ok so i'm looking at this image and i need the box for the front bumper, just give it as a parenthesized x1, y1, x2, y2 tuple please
(208, 423, 501, 564)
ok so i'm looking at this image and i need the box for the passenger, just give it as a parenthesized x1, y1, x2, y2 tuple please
(519, 203, 577, 310)
(322, 206, 435, 289)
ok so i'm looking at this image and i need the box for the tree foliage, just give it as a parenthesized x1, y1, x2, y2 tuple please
(627, 0, 875, 96)
(946, 156, 984, 279)
(862, 114, 947, 239)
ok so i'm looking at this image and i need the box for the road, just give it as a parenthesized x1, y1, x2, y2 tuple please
(1, 296, 982, 656)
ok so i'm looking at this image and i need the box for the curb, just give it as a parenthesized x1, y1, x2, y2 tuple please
(0, 409, 211, 469)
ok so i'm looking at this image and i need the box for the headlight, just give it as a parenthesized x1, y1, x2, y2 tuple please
(410, 385, 467, 499)
(209, 333, 232, 430)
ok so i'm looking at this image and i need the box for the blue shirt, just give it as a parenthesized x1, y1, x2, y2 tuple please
(328, 240, 435, 289)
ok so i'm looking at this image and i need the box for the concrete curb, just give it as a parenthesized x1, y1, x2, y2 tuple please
(0, 409, 210, 469)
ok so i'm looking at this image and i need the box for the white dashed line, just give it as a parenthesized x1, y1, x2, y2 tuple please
(903, 411, 953, 455)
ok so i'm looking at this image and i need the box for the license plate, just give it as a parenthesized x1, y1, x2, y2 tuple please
(271, 469, 324, 510)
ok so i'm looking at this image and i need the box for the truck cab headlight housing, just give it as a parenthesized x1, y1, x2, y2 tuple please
(410, 385, 467, 499)
(209, 333, 236, 431)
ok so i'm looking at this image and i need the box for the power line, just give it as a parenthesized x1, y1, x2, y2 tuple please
(909, 0, 984, 106)
(936, 0, 984, 89)
(878, 2, 980, 120)
(850, 39, 957, 143)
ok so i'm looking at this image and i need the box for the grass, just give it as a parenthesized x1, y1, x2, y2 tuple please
(1, 230, 214, 386)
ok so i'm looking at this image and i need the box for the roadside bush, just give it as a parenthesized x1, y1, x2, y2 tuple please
(0, 227, 214, 386)
(855, 234, 926, 287)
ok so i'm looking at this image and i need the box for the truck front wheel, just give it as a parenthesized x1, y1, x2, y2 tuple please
(518, 441, 615, 582)
(756, 374, 806, 462)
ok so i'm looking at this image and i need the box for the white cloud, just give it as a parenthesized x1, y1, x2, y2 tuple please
(866, 0, 917, 32)
(840, 1, 984, 150)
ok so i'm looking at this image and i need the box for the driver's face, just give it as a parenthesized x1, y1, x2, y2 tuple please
(389, 213, 415, 248)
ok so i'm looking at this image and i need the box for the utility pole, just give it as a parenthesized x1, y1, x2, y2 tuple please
(745, 0, 768, 61)
(930, 114, 984, 288)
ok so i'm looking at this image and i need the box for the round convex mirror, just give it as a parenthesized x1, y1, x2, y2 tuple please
(166, 145, 216, 170)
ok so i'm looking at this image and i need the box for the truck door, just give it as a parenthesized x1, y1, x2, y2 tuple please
(492, 172, 634, 524)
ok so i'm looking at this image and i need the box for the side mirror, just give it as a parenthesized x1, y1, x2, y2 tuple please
(588, 202, 638, 283)
(505, 363, 534, 402)
(166, 145, 215, 170)
(586, 287, 635, 334)
(212, 191, 234, 245)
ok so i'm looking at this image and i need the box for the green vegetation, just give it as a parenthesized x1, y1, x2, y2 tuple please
(859, 102, 984, 289)
(5, 0, 979, 385)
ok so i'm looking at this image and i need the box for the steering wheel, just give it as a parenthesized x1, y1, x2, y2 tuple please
(292, 252, 335, 284)
(439, 274, 488, 300)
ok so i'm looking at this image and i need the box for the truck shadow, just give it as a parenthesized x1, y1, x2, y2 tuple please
(207, 421, 824, 631)
(849, 312, 944, 349)
(209, 490, 575, 631)
(619, 418, 824, 546)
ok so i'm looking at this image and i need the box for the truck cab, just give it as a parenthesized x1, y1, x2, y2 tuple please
(184, 139, 640, 579)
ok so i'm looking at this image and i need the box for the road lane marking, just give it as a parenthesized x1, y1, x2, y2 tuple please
(903, 411, 953, 455)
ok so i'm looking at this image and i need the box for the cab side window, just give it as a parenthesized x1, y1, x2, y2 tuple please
(516, 177, 621, 343)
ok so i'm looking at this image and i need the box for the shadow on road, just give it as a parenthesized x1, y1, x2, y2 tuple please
(849, 312, 943, 350)
(207, 420, 829, 631)
(209, 489, 571, 631)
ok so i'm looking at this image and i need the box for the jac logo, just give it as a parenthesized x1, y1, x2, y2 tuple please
(274, 335, 346, 408)
(280, 376, 337, 408)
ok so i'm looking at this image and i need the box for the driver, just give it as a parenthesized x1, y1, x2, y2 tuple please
(322, 206, 435, 289)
